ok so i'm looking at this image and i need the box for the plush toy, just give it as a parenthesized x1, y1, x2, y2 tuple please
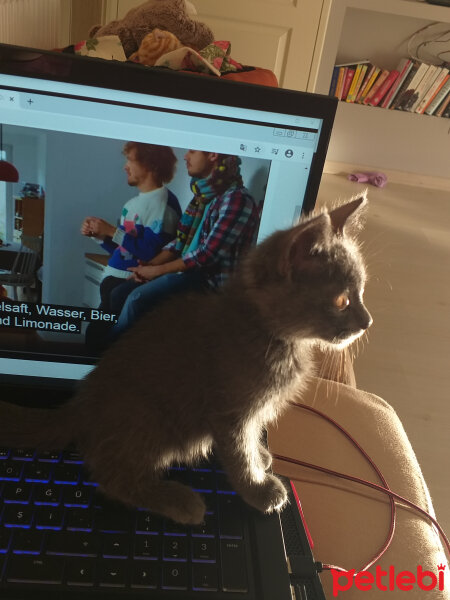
(89, 0, 214, 59)
(129, 28, 182, 65)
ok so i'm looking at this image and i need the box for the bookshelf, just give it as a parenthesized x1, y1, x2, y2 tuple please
(310, 0, 450, 184)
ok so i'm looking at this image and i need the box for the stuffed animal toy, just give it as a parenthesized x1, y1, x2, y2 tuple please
(89, 0, 214, 58)
(129, 28, 182, 65)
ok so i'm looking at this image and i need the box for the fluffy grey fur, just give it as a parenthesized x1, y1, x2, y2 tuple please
(0, 196, 372, 524)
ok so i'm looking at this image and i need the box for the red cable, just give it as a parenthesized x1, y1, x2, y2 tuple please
(274, 451, 450, 555)
(273, 400, 450, 573)
(286, 400, 396, 572)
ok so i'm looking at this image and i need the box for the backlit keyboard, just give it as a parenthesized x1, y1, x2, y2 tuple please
(0, 447, 249, 593)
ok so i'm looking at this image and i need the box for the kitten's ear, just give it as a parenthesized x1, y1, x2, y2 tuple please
(279, 213, 331, 277)
(328, 193, 367, 234)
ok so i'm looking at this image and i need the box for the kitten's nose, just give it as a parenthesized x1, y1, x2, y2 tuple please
(359, 306, 373, 331)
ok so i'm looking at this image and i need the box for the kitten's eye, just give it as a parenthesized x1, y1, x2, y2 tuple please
(334, 293, 350, 311)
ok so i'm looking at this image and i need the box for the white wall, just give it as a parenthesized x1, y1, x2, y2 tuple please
(0, 0, 71, 49)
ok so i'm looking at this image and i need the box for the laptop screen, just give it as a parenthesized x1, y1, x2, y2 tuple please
(0, 45, 337, 386)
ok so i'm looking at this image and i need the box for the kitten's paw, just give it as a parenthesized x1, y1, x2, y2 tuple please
(259, 446, 273, 471)
(162, 484, 206, 525)
(245, 474, 288, 514)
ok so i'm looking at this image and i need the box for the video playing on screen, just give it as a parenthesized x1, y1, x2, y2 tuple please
(0, 125, 272, 355)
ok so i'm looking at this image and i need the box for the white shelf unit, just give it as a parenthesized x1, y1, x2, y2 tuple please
(310, 0, 450, 183)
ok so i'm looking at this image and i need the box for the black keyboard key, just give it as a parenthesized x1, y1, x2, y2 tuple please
(6, 554, 64, 584)
(2, 505, 34, 528)
(35, 506, 64, 530)
(192, 537, 217, 562)
(134, 535, 160, 560)
(62, 449, 83, 464)
(2, 481, 32, 503)
(65, 557, 96, 587)
(0, 448, 10, 459)
(53, 464, 80, 485)
(192, 562, 219, 591)
(46, 531, 99, 557)
(164, 519, 188, 535)
(11, 529, 43, 554)
(203, 491, 217, 514)
(23, 462, 52, 483)
(11, 449, 35, 461)
(34, 485, 62, 506)
(220, 539, 248, 592)
(136, 511, 163, 534)
(162, 562, 188, 590)
(37, 450, 61, 463)
(191, 513, 216, 538)
(131, 561, 159, 589)
(0, 529, 12, 553)
(65, 508, 94, 532)
(218, 495, 244, 539)
(96, 507, 132, 533)
(98, 559, 127, 587)
(163, 535, 187, 561)
(0, 461, 23, 481)
(63, 485, 91, 507)
(191, 470, 215, 492)
(102, 533, 130, 559)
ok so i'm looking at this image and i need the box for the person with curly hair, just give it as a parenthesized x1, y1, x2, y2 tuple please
(81, 142, 181, 347)
(110, 150, 260, 338)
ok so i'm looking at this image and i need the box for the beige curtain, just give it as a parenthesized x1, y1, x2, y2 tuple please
(0, 0, 71, 49)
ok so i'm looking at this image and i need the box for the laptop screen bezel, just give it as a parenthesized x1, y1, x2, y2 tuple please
(0, 44, 337, 391)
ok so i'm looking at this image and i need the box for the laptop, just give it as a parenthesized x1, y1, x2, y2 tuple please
(0, 43, 336, 599)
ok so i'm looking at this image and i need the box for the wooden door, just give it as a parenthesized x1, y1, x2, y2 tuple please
(107, 0, 324, 90)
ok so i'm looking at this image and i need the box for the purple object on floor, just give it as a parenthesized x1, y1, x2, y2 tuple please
(348, 172, 387, 188)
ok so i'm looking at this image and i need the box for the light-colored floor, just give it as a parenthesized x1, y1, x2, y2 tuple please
(317, 172, 450, 538)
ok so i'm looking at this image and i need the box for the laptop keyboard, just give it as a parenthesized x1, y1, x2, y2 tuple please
(0, 447, 249, 593)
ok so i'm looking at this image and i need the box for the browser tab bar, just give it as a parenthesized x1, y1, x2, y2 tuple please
(0, 89, 20, 108)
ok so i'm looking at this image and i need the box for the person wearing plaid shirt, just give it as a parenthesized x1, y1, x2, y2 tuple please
(109, 151, 259, 339)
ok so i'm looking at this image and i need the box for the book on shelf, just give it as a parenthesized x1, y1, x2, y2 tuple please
(406, 64, 441, 112)
(425, 78, 450, 115)
(345, 63, 369, 102)
(335, 67, 346, 99)
(341, 67, 356, 101)
(329, 66, 340, 96)
(437, 94, 450, 118)
(381, 58, 413, 108)
(389, 61, 421, 110)
(367, 69, 400, 107)
(394, 61, 430, 111)
(346, 63, 369, 103)
(415, 67, 449, 114)
(363, 69, 390, 105)
(355, 64, 376, 102)
(357, 66, 381, 103)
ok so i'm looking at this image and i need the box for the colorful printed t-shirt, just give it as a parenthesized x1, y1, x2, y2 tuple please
(101, 187, 181, 279)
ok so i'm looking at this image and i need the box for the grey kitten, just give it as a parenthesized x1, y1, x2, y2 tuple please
(0, 196, 372, 524)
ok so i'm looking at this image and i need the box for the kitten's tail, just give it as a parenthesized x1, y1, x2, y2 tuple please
(0, 401, 73, 451)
